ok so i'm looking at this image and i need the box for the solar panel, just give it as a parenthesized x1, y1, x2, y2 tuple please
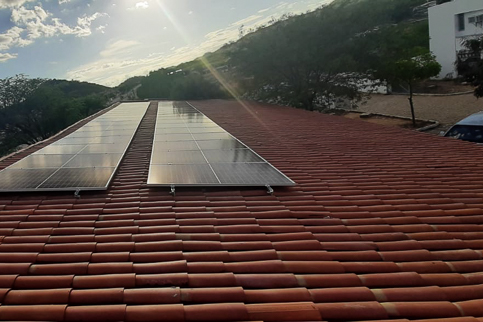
(63, 154, 123, 168)
(33, 145, 86, 155)
(204, 149, 264, 163)
(39, 168, 117, 189)
(197, 139, 246, 150)
(0, 102, 150, 192)
(148, 101, 294, 187)
(0, 169, 58, 190)
(8, 154, 76, 169)
(151, 151, 207, 164)
(211, 163, 293, 185)
(153, 141, 199, 151)
(148, 164, 219, 185)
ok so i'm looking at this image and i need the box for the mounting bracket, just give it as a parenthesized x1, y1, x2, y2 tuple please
(265, 184, 274, 195)
(170, 184, 176, 196)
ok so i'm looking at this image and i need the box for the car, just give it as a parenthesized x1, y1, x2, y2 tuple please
(443, 111, 483, 143)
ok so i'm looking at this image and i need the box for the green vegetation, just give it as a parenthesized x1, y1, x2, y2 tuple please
(117, 76, 143, 94)
(0, 75, 114, 157)
(1, 0, 438, 156)
(457, 37, 483, 98)
(123, 0, 432, 111)
(226, 0, 432, 110)
(136, 68, 229, 100)
(382, 51, 441, 125)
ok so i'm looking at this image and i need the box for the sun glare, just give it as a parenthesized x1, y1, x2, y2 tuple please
(152, 0, 270, 132)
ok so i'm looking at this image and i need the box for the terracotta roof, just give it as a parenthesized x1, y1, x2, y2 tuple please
(1, 99, 483, 321)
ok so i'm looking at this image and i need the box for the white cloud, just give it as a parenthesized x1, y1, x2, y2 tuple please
(135, 1, 149, 9)
(0, 52, 17, 62)
(0, 6, 107, 53)
(65, 25, 241, 86)
(128, 1, 149, 10)
(96, 24, 107, 33)
(11, 6, 48, 24)
(64, 0, 330, 86)
(230, 14, 263, 27)
(100, 39, 139, 58)
(0, 26, 30, 51)
(58, 0, 71, 4)
(0, 0, 34, 8)
(75, 12, 108, 37)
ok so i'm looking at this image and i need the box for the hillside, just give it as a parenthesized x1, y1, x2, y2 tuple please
(43, 79, 111, 98)
(0, 76, 116, 157)
(122, 0, 433, 107)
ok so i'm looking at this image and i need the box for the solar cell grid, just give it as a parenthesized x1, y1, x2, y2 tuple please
(155, 128, 192, 134)
(155, 123, 188, 128)
(67, 130, 134, 138)
(33, 145, 86, 155)
(153, 141, 199, 152)
(148, 101, 294, 187)
(151, 150, 207, 165)
(39, 167, 116, 189)
(197, 139, 246, 150)
(204, 149, 264, 163)
(0, 102, 150, 192)
(8, 154, 76, 169)
(81, 144, 128, 154)
(154, 134, 194, 141)
(63, 153, 123, 168)
(211, 163, 292, 185)
(0, 169, 57, 190)
(54, 137, 92, 144)
(148, 164, 219, 185)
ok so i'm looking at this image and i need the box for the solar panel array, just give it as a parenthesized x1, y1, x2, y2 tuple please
(0, 102, 149, 192)
(148, 101, 294, 187)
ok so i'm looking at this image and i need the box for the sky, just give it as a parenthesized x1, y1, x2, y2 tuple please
(0, 0, 327, 87)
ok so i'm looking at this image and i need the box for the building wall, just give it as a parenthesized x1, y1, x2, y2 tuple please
(429, 0, 483, 79)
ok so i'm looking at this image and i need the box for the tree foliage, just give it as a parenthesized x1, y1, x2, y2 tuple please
(0, 74, 45, 109)
(457, 37, 483, 98)
(382, 50, 441, 125)
(136, 68, 228, 100)
(226, 0, 430, 110)
(118, 0, 431, 111)
(0, 76, 110, 156)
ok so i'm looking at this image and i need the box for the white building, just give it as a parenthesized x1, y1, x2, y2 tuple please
(429, 0, 483, 79)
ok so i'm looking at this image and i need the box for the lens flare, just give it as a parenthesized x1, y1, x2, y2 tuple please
(153, 0, 271, 132)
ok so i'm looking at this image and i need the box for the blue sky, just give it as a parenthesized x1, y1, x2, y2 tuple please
(0, 0, 327, 87)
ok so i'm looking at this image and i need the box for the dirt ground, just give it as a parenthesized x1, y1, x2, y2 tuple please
(357, 93, 483, 133)
(343, 112, 432, 129)
(411, 80, 473, 94)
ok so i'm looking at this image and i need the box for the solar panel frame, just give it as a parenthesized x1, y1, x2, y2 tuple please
(148, 101, 295, 187)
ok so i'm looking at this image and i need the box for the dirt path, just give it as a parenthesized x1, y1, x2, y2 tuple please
(359, 93, 483, 131)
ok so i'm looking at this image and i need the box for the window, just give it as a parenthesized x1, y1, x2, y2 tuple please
(477, 15, 483, 27)
(445, 125, 483, 143)
(458, 13, 465, 31)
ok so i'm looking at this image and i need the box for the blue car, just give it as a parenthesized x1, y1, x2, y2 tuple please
(444, 111, 483, 143)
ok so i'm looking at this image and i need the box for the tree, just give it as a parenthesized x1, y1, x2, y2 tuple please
(229, 7, 366, 111)
(136, 68, 227, 100)
(227, 0, 431, 111)
(383, 51, 441, 126)
(0, 74, 45, 109)
(456, 37, 483, 98)
(0, 76, 109, 156)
